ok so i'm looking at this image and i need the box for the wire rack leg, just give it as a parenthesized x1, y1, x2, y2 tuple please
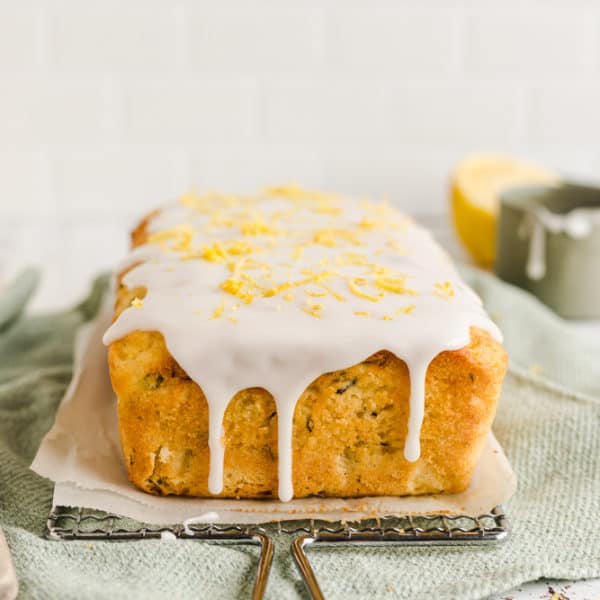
(46, 507, 275, 600)
(292, 536, 324, 600)
(291, 509, 510, 600)
(249, 531, 274, 600)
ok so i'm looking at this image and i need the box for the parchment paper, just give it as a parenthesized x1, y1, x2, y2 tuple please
(31, 300, 516, 525)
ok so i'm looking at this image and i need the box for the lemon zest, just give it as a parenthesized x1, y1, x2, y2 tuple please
(211, 301, 226, 319)
(240, 218, 277, 236)
(387, 239, 408, 255)
(396, 304, 416, 315)
(375, 276, 418, 295)
(316, 282, 346, 302)
(148, 224, 195, 253)
(264, 184, 339, 205)
(264, 271, 336, 298)
(201, 240, 255, 263)
(302, 303, 323, 318)
(433, 281, 455, 299)
(291, 245, 305, 260)
(313, 228, 362, 248)
(358, 218, 378, 230)
(305, 289, 327, 297)
(335, 252, 371, 266)
(348, 278, 383, 302)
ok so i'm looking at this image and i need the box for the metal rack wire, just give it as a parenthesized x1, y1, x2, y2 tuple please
(47, 505, 508, 600)
(46, 506, 274, 600)
(290, 506, 508, 599)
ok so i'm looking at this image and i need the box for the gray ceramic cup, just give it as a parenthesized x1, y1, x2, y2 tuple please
(496, 183, 600, 318)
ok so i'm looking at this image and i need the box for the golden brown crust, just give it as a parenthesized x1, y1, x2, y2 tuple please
(107, 213, 507, 499)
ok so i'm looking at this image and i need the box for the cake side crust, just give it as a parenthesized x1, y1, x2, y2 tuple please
(109, 323, 505, 498)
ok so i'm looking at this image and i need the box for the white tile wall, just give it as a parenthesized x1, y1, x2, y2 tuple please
(123, 77, 260, 143)
(528, 83, 600, 144)
(1, 7, 600, 597)
(1, 0, 600, 309)
(326, 7, 463, 76)
(50, 6, 180, 73)
(186, 7, 327, 74)
(0, 6, 42, 71)
(464, 9, 595, 77)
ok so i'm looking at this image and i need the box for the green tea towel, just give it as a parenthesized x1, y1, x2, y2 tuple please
(1, 267, 599, 600)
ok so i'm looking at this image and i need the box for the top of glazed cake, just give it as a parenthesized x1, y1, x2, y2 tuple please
(103, 185, 501, 501)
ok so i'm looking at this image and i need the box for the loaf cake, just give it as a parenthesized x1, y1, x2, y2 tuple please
(103, 185, 507, 501)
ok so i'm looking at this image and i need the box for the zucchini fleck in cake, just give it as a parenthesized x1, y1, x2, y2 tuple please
(103, 185, 507, 501)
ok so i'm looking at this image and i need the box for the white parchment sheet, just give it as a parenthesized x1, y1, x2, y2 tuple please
(31, 300, 516, 525)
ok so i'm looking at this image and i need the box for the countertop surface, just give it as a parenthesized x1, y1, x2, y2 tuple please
(1, 213, 598, 600)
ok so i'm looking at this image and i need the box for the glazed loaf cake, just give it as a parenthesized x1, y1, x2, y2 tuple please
(104, 185, 507, 501)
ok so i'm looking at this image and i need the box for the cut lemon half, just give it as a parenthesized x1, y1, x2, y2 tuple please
(450, 155, 558, 268)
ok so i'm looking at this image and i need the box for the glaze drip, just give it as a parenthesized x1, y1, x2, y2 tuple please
(103, 185, 501, 501)
(519, 205, 600, 281)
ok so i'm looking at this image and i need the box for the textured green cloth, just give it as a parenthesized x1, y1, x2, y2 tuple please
(1, 267, 599, 600)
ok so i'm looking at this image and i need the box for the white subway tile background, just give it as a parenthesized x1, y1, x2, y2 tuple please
(1, 4, 600, 597)
(1, 0, 600, 312)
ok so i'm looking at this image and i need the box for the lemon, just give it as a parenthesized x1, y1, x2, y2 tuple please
(450, 155, 557, 268)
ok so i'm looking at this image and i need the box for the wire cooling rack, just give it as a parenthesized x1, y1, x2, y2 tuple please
(47, 505, 508, 600)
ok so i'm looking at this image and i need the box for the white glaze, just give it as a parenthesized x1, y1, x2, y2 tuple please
(103, 186, 501, 502)
(183, 512, 220, 535)
(519, 206, 600, 281)
(160, 530, 177, 542)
